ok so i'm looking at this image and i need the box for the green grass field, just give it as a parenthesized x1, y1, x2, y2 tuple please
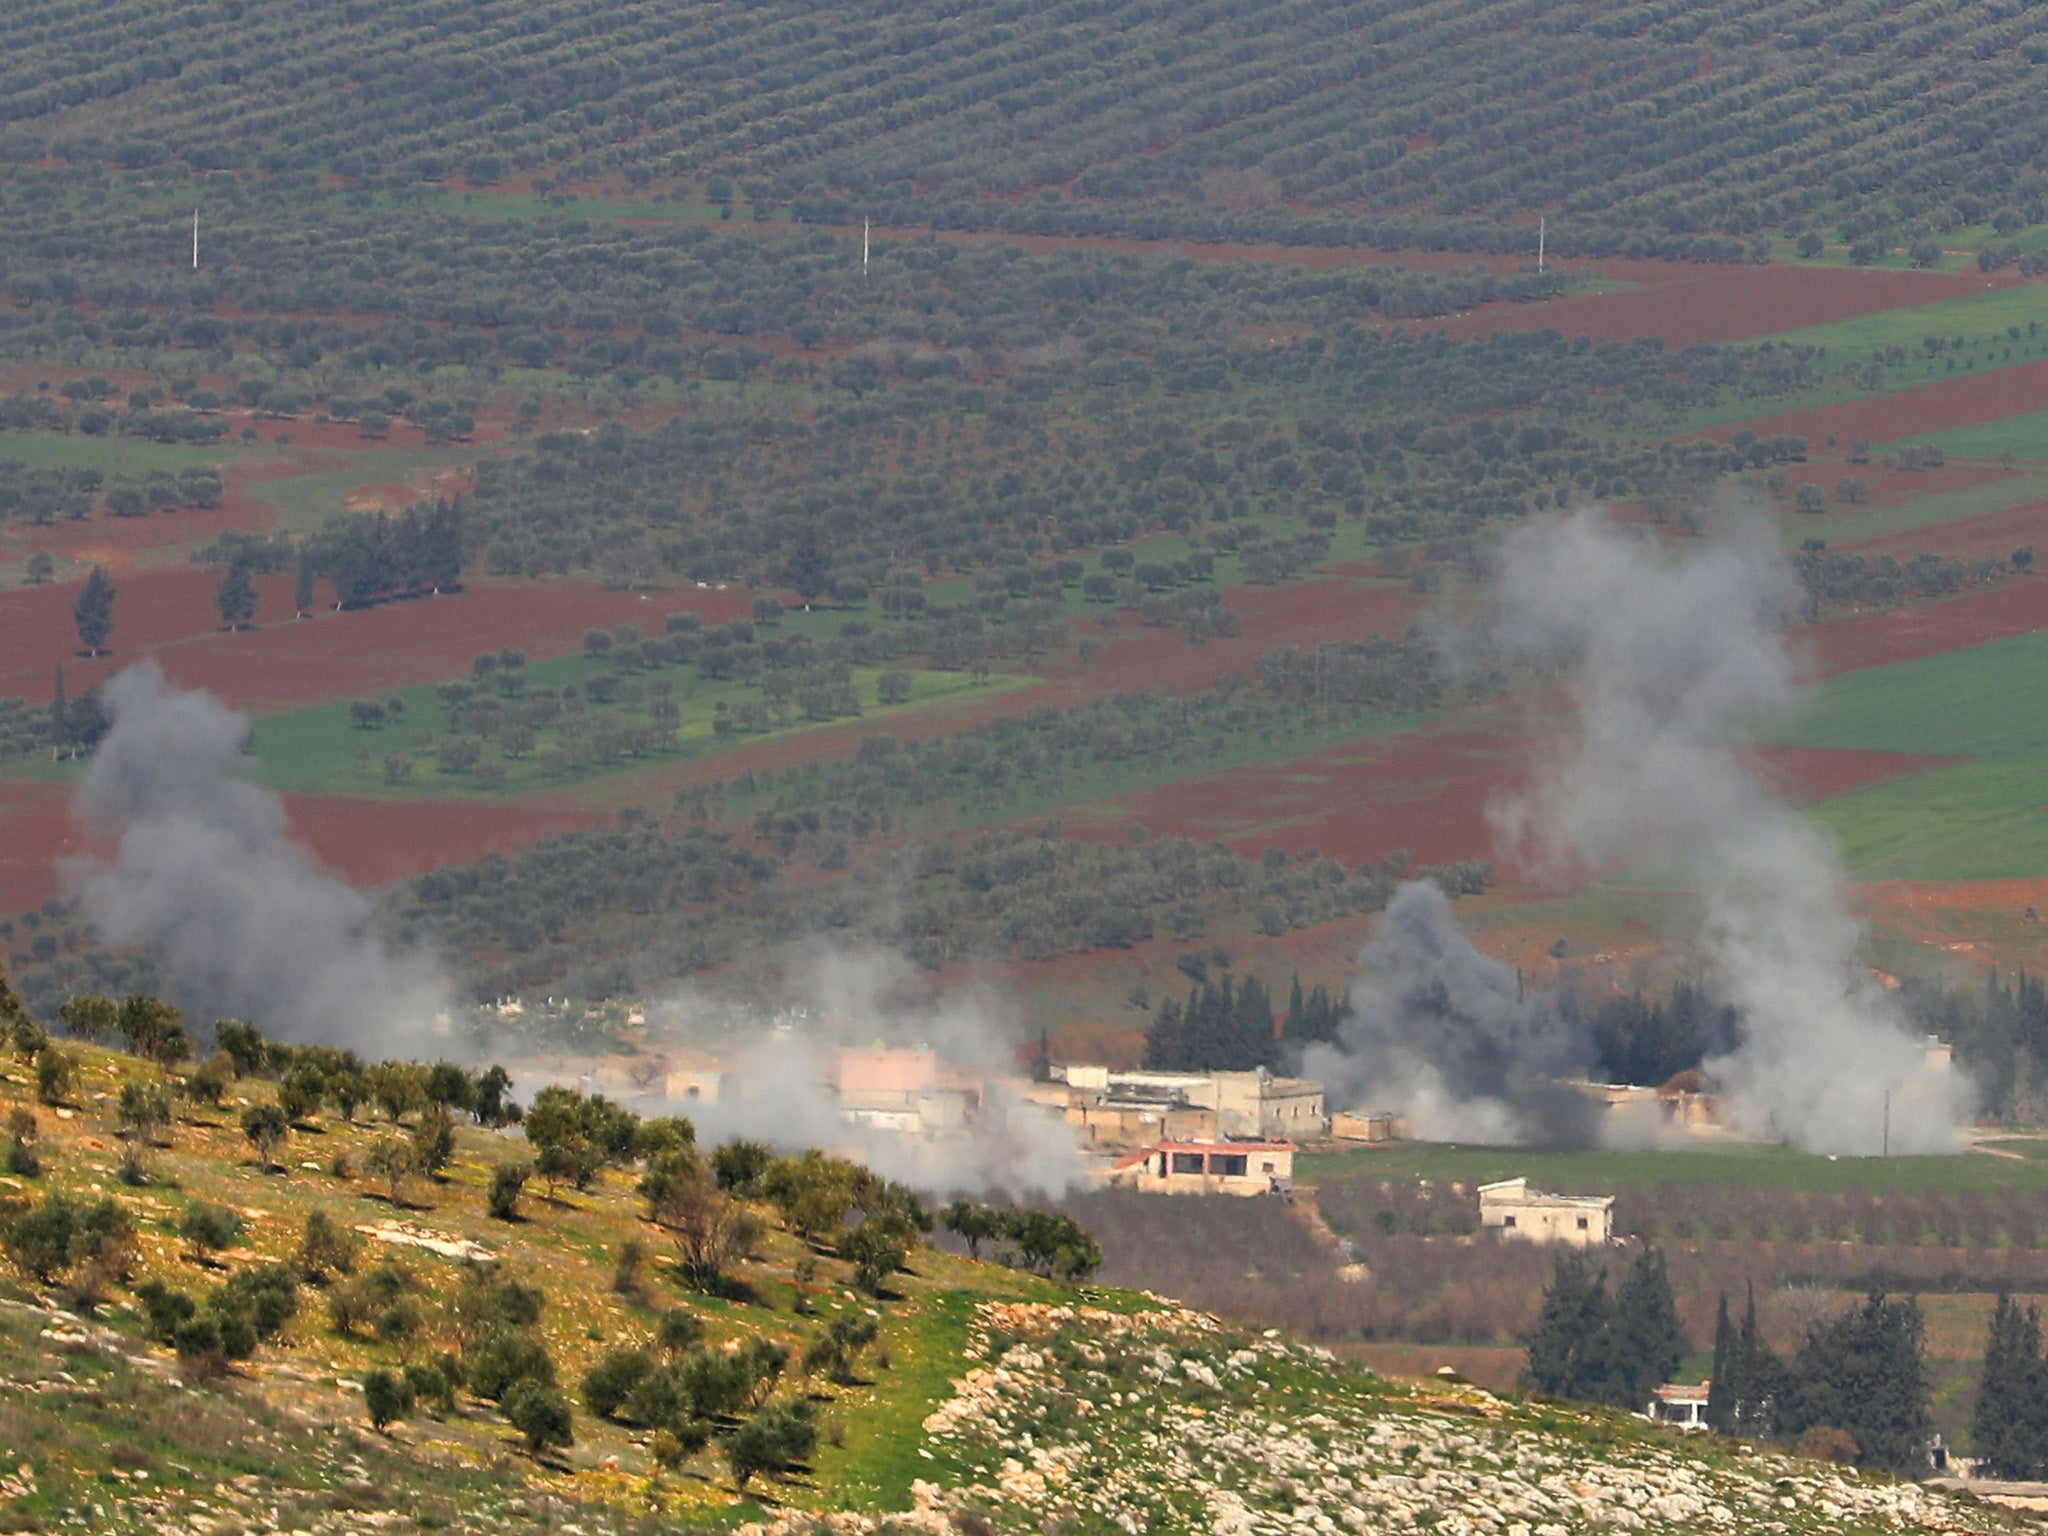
(1763, 284, 2048, 359)
(245, 445, 478, 532)
(1752, 631, 2048, 879)
(0, 428, 244, 474)
(1788, 469, 2048, 547)
(1763, 632, 2048, 758)
(1297, 1139, 2048, 1195)
(241, 651, 1028, 798)
(959, 708, 1435, 829)
(1883, 406, 2048, 460)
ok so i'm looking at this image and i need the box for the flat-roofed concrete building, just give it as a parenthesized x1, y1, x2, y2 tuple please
(1106, 1138, 1295, 1196)
(1478, 1176, 1613, 1246)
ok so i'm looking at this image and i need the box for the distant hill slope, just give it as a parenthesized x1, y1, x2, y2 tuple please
(3, 0, 2045, 256)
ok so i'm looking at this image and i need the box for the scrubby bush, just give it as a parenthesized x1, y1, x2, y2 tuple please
(364, 1368, 415, 1431)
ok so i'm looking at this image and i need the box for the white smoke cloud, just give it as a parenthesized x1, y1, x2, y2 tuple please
(1310, 505, 1968, 1154)
(641, 946, 1092, 1196)
(1482, 505, 1968, 1154)
(64, 661, 453, 1052)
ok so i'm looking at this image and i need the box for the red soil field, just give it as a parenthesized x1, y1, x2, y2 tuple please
(0, 780, 82, 912)
(1053, 723, 1517, 871)
(0, 777, 603, 913)
(274, 793, 605, 889)
(1745, 744, 1958, 804)
(0, 568, 749, 711)
(1717, 360, 2048, 450)
(1847, 497, 2048, 566)
(1442, 263, 2006, 347)
(1042, 729, 1946, 877)
(1804, 577, 2048, 677)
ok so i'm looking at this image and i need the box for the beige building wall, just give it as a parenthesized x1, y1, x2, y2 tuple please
(1108, 1141, 1295, 1197)
(1478, 1177, 1613, 1246)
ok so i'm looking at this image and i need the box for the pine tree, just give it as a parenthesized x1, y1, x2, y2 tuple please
(72, 565, 115, 655)
(294, 551, 316, 615)
(1521, 1250, 1611, 1401)
(1972, 1291, 2043, 1479)
(1602, 1247, 1686, 1409)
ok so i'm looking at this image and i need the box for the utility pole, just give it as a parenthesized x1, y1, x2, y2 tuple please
(192, 208, 200, 270)
(862, 215, 870, 278)
(1882, 1088, 1891, 1157)
(1537, 215, 1545, 276)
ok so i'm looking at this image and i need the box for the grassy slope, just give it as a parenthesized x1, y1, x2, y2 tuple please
(0, 1042, 1098, 1531)
(0, 1040, 2014, 1536)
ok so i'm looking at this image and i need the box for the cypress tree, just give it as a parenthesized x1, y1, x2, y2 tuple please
(1786, 1291, 1930, 1475)
(1603, 1247, 1686, 1409)
(48, 664, 65, 760)
(1705, 1293, 1737, 1432)
(1731, 1283, 1785, 1438)
(1141, 996, 1184, 1071)
(1522, 1250, 1610, 1402)
(72, 565, 115, 655)
(1233, 974, 1276, 1070)
(1972, 1291, 2043, 1479)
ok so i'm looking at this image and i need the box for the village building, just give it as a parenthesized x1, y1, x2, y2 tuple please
(1106, 1137, 1296, 1197)
(1645, 1381, 1711, 1430)
(1041, 1063, 1327, 1148)
(834, 1045, 981, 1136)
(1330, 1109, 1402, 1142)
(1477, 1176, 1614, 1246)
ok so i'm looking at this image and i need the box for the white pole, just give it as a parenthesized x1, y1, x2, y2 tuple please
(192, 209, 199, 270)
(1537, 215, 1545, 275)
(863, 215, 870, 277)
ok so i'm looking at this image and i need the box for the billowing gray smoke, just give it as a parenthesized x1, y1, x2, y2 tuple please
(1314, 505, 1968, 1153)
(1490, 505, 1965, 1152)
(1302, 881, 1598, 1146)
(65, 662, 452, 1050)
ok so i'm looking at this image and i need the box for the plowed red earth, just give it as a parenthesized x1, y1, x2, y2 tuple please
(0, 778, 602, 912)
(1441, 264, 2005, 347)
(1804, 578, 2048, 677)
(0, 569, 748, 711)
(1042, 728, 1948, 872)
(1716, 360, 2048, 449)
(1849, 497, 2048, 565)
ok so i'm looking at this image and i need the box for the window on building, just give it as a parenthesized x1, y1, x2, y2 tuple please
(1260, 1161, 1274, 1174)
(1171, 1152, 1205, 1175)
(1211, 1154, 1248, 1178)
(1502, 1215, 1517, 1228)
(1576, 1216, 1589, 1230)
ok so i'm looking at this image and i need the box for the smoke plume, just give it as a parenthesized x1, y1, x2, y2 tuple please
(65, 662, 452, 1051)
(1313, 506, 1966, 1153)
(1301, 880, 1598, 1146)
(1481, 505, 1967, 1153)
(643, 946, 1091, 1195)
